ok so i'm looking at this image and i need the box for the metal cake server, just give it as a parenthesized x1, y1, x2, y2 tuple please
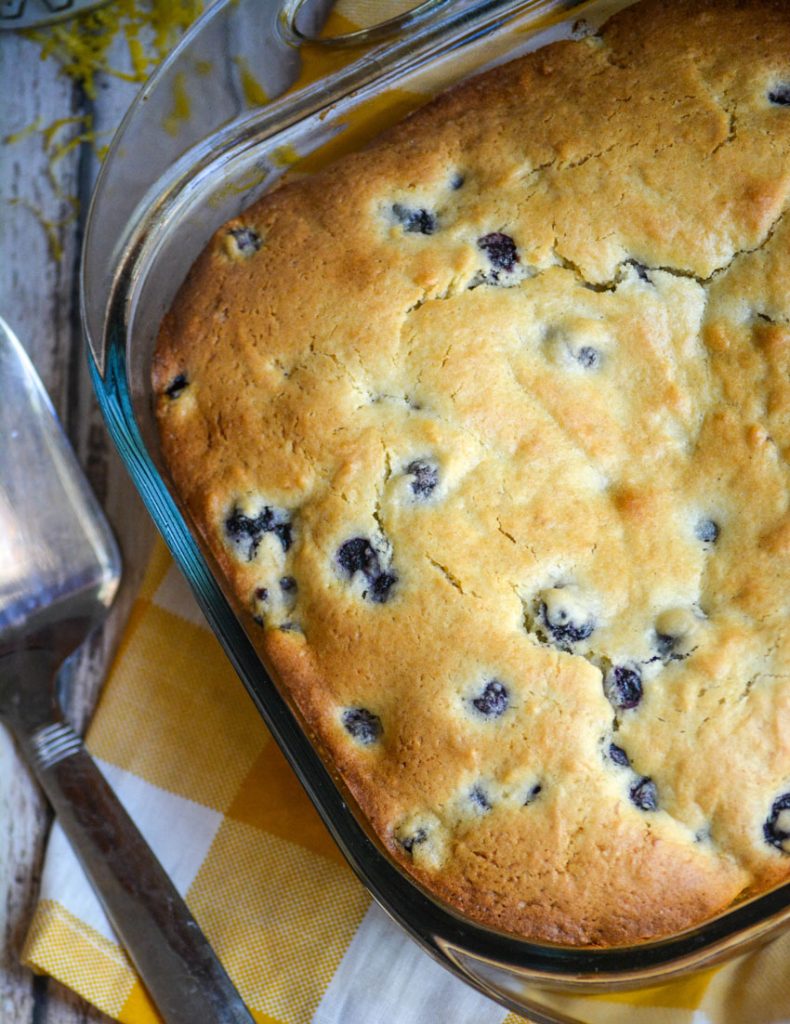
(0, 316, 254, 1024)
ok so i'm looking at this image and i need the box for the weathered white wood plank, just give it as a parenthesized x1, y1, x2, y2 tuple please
(1, 31, 88, 1024)
(1, 16, 157, 1022)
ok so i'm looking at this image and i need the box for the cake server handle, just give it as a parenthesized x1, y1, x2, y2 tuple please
(14, 652, 254, 1024)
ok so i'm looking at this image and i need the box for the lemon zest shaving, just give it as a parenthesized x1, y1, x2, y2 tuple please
(4, 119, 43, 145)
(8, 197, 77, 263)
(41, 115, 89, 149)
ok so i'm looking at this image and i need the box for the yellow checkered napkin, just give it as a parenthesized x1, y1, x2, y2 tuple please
(21, 540, 790, 1024)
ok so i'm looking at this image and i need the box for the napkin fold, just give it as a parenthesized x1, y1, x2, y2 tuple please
(22, 540, 790, 1024)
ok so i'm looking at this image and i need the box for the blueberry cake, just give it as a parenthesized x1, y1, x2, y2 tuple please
(153, 0, 790, 946)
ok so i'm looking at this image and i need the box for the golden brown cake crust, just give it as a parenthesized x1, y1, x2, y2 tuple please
(153, 0, 790, 946)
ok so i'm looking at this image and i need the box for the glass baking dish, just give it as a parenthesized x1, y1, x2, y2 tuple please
(83, 1, 790, 1020)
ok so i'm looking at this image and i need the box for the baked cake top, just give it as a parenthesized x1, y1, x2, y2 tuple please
(154, 0, 790, 945)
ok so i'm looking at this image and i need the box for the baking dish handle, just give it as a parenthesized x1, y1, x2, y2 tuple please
(472, 986, 591, 1024)
(444, 946, 594, 1024)
(279, 0, 452, 47)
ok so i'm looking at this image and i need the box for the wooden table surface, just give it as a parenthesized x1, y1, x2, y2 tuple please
(0, 9, 200, 1021)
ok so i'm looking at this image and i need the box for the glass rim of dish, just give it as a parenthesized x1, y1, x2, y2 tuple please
(82, 0, 790, 1009)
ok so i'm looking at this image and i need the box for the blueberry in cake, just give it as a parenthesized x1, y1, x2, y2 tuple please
(154, 0, 790, 945)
